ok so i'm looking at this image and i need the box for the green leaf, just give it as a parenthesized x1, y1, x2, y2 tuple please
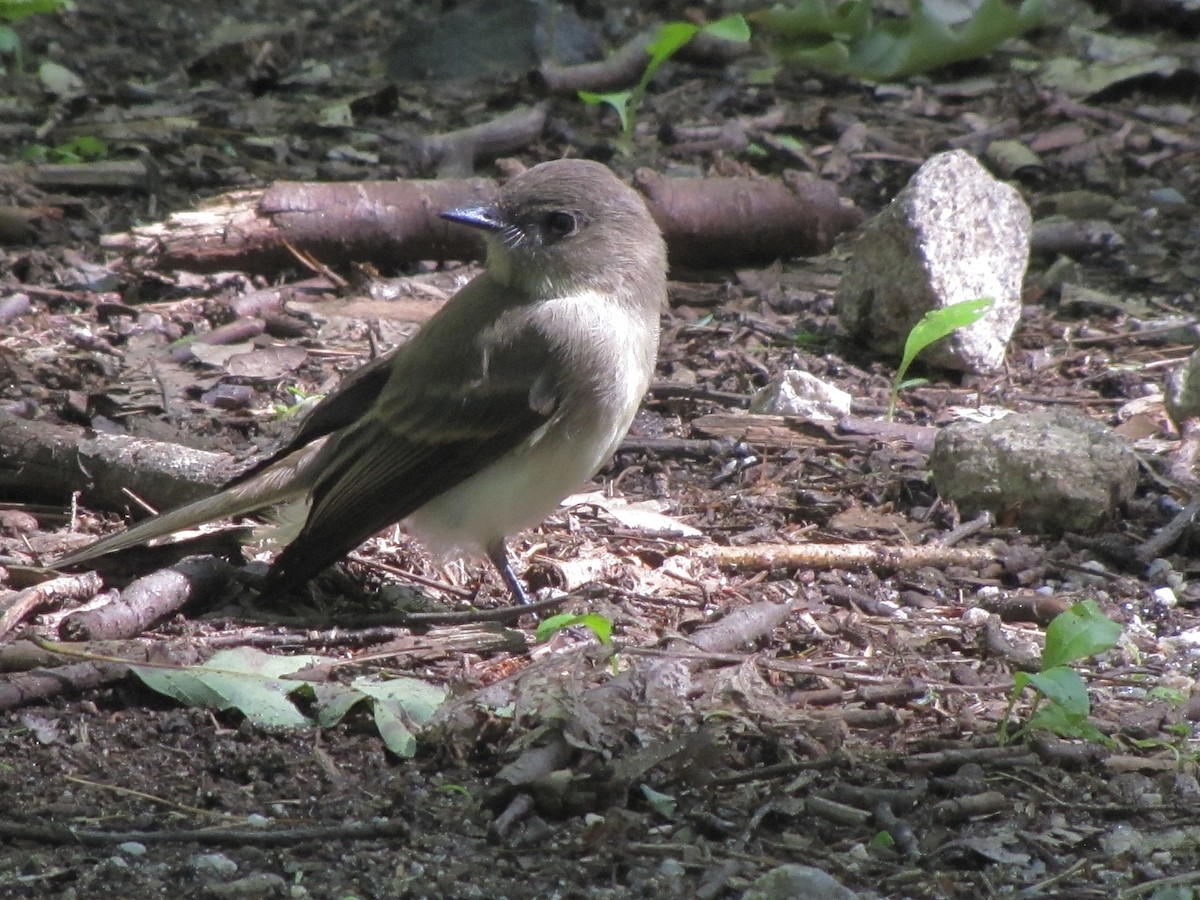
(1148, 686, 1188, 705)
(535, 613, 614, 645)
(57, 134, 107, 160)
(755, 0, 871, 41)
(1042, 600, 1122, 670)
(371, 700, 418, 758)
(578, 90, 631, 133)
(759, 0, 1045, 81)
(583, 13, 749, 143)
(1025, 667, 1090, 718)
(701, 13, 751, 43)
(646, 22, 701, 78)
(353, 676, 446, 726)
(640, 784, 677, 817)
(353, 676, 447, 758)
(0, 24, 19, 53)
(871, 830, 896, 848)
(887, 297, 993, 419)
(1025, 704, 1110, 743)
(131, 648, 325, 730)
(902, 298, 995, 373)
(0, 0, 69, 24)
(309, 681, 367, 727)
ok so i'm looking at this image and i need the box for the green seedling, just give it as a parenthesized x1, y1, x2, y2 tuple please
(755, 0, 1044, 82)
(1000, 600, 1122, 745)
(887, 297, 993, 420)
(0, 0, 71, 70)
(273, 385, 323, 418)
(22, 134, 107, 164)
(580, 14, 750, 147)
(537, 612, 618, 673)
(535, 612, 613, 646)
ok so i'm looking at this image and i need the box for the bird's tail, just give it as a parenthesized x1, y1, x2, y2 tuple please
(54, 442, 323, 568)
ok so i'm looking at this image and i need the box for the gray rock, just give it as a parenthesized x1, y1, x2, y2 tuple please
(930, 410, 1138, 534)
(1165, 347, 1200, 429)
(836, 150, 1031, 374)
(744, 864, 859, 900)
(190, 851, 239, 879)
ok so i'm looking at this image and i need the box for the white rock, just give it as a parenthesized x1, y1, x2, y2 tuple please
(749, 369, 851, 420)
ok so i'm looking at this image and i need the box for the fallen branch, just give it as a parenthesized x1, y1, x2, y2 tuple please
(0, 159, 156, 193)
(101, 179, 499, 276)
(101, 170, 863, 274)
(696, 541, 998, 573)
(634, 168, 863, 268)
(0, 817, 410, 846)
(0, 572, 103, 642)
(410, 103, 549, 178)
(62, 556, 241, 641)
(0, 411, 236, 513)
(0, 659, 127, 711)
(536, 30, 654, 93)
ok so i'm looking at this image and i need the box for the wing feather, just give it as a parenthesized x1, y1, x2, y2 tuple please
(265, 311, 561, 592)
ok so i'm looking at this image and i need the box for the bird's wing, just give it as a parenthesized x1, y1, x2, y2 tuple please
(227, 347, 397, 487)
(263, 318, 561, 593)
(55, 350, 400, 567)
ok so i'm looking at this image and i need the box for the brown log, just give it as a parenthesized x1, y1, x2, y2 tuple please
(536, 30, 654, 93)
(0, 411, 236, 513)
(102, 170, 863, 274)
(635, 167, 864, 268)
(103, 179, 499, 275)
(0, 159, 156, 192)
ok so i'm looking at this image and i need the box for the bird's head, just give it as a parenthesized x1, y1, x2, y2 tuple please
(440, 159, 666, 300)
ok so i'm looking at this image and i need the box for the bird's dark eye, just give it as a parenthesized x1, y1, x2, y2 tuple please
(544, 211, 578, 239)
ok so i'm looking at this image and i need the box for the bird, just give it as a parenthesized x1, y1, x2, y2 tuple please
(55, 158, 668, 604)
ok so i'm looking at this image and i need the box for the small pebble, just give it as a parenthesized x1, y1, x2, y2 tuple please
(1151, 587, 1177, 609)
(659, 859, 686, 878)
(1099, 822, 1137, 856)
(191, 852, 239, 878)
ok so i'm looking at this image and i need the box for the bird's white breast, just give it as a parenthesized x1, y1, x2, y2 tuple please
(407, 290, 656, 559)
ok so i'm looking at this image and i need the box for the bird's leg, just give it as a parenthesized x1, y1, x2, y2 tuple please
(486, 540, 532, 605)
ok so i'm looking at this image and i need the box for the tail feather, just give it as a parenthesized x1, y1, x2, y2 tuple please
(55, 442, 324, 568)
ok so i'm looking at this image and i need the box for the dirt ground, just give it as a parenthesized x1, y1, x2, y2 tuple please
(2, 2, 1200, 898)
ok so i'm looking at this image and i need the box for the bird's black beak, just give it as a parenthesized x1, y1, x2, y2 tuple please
(440, 204, 505, 233)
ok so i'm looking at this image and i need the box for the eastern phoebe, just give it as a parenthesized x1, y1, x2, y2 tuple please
(56, 159, 667, 604)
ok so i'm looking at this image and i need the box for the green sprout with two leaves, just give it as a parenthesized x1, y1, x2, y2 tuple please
(887, 297, 994, 420)
(1000, 600, 1122, 745)
(580, 14, 751, 147)
(22, 134, 107, 164)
